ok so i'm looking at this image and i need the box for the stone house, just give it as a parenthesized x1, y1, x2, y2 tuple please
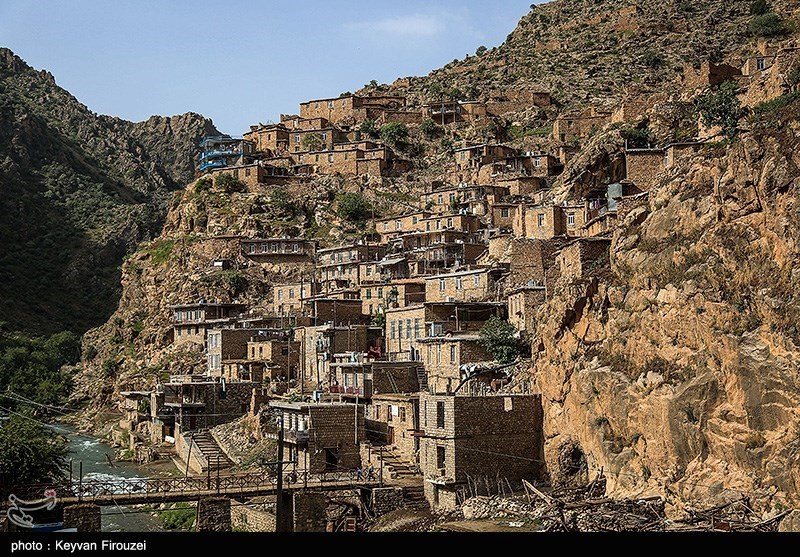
(422, 100, 488, 125)
(514, 203, 587, 240)
(418, 213, 481, 235)
(485, 89, 551, 114)
(367, 394, 420, 464)
(418, 393, 544, 511)
(299, 94, 406, 128)
(294, 324, 382, 389)
(424, 267, 507, 304)
(206, 328, 265, 377)
(375, 211, 431, 242)
(495, 176, 545, 198)
(552, 107, 611, 144)
(556, 238, 612, 282)
(361, 279, 425, 317)
(478, 152, 563, 184)
(329, 356, 421, 399)
(317, 244, 386, 291)
(266, 401, 365, 473)
(488, 203, 517, 230)
(273, 281, 321, 316)
(418, 335, 491, 395)
(681, 60, 742, 90)
(420, 184, 509, 215)
(205, 163, 291, 189)
(288, 127, 347, 153)
(292, 145, 402, 177)
(505, 237, 570, 296)
(244, 124, 290, 156)
(170, 302, 248, 346)
(611, 98, 652, 124)
(624, 148, 665, 191)
(241, 238, 317, 264)
(243, 336, 301, 383)
(507, 285, 546, 333)
(152, 377, 264, 439)
(280, 115, 331, 131)
(405, 238, 487, 277)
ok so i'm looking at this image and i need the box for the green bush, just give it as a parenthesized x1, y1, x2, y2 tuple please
(336, 193, 373, 227)
(752, 91, 800, 114)
(621, 126, 655, 148)
(479, 317, 521, 364)
(748, 13, 789, 37)
(194, 176, 212, 194)
(161, 503, 196, 530)
(148, 239, 175, 266)
(214, 172, 244, 193)
(420, 119, 440, 139)
(696, 81, 746, 139)
(0, 413, 68, 485)
(359, 119, 379, 139)
(379, 122, 410, 147)
(269, 187, 293, 214)
(475, 45, 488, 56)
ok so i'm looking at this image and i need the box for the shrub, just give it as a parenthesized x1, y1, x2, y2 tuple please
(161, 503, 196, 530)
(479, 317, 521, 364)
(359, 119, 379, 139)
(148, 239, 175, 266)
(621, 126, 655, 148)
(475, 45, 488, 56)
(748, 13, 789, 37)
(336, 193, 372, 227)
(301, 133, 323, 152)
(379, 122, 410, 147)
(641, 50, 665, 69)
(696, 81, 746, 139)
(420, 119, 440, 139)
(194, 176, 212, 194)
(0, 413, 68, 485)
(214, 172, 244, 193)
(269, 187, 293, 214)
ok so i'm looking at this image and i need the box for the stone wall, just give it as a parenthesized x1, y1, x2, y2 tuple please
(63, 504, 101, 532)
(557, 238, 612, 282)
(370, 487, 405, 516)
(292, 492, 328, 532)
(306, 404, 365, 473)
(626, 150, 664, 190)
(197, 498, 231, 532)
(232, 501, 276, 532)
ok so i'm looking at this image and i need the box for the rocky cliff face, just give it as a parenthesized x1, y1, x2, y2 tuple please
(0, 48, 218, 334)
(528, 100, 800, 512)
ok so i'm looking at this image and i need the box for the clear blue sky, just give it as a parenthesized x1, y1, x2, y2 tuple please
(0, 1, 542, 134)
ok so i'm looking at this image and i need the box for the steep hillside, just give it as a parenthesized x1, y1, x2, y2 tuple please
(0, 48, 218, 335)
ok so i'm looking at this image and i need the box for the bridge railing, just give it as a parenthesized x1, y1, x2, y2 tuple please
(2, 469, 376, 504)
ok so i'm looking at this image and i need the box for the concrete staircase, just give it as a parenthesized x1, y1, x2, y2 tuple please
(191, 430, 232, 472)
(378, 447, 419, 480)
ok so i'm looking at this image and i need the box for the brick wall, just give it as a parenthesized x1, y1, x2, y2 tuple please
(197, 498, 231, 532)
(385, 306, 426, 355)
(306, 405, 365, 473)
(425, 271, 498, 303)
(507, 288, 546, 332)
(421, 338, 490, 395)
(232, 502, 276, 532)
(557, 239, 611, 282)
(292, 492, 328, 532)
(370, 397, 418, 462)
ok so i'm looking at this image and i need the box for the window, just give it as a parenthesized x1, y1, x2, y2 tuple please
(281, 346, 289, 355)
(277, 290, 284, 301)
(366, 289, 372, 299)
(383, 222, 389, 231)
(321, 132, 328, 141)
(567, 213, 576, 226)
(328, 100, 334, 109)
(391, 321, 396, 340)
(259, 346, 263, 358)
(328, 154, 334, 163)
(250, 347, 255, 359)
(439, 279, 446, 292)
(537, 214, 545, 228)
(289, 289, 295, 300)
(398, 320, 404, 339)
(436, 402, 445, 428)
(426, 222, 431, 231)
(450, 344, 457, 364)
(757, 58, 766, 71)
(437, 195, 443, 204)
(449, 193, 455, 203)
(366, 266, 372, 276)
(272, 243, 279, 253)
(412, 216, 418, 225)
(378, 287, 384, 299)
(501, 208, 509, 218)
(315, 154, 320, 162)
(436, 220, 441, 230)
(414, 318, 421, 338)
(292, 243, 299, 252)
(396, 220, 402, 230)
(534, 157, 542, 168)
(406, 318, 412, 339)
(245, 167, 251, 177)
(456, 277, 463, 291)
(295, 135, 301, 143)
(436, 344, 442, 364)
(447, 218, 453, 228)
(460, 152, 466, 160)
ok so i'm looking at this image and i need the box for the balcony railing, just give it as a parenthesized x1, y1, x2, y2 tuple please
(329, 385, 365, 396)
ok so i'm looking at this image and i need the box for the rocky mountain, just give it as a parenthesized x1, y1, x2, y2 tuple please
(0, 48, 218, 335)
(73, 0, 800, 511)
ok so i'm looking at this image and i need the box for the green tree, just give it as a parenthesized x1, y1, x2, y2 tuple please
(269, 187, 293, 214)
(214, 172, 244, 193)
(479, 317, 521, 364)
(0, 413, 68, 485)
(621, 125, 655, 148)
(301, 133, 323, 152)
(359, 119, 379, 139)
(475, 45, 488, 56)
(420, 119, 440, 139)
(748, 13, 788, 37)
(379, 122, 410, 147)
(336, 193, 372, 227)
(696, 81, 746, 139)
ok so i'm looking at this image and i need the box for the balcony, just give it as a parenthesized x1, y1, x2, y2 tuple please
(164, 396, 205, 408)
(329, 385, 365, 396)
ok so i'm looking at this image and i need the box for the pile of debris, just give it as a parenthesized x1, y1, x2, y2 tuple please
(456, 474, 791, 532)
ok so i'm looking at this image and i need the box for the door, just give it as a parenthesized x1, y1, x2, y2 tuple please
(324, 448, 339, 472)
(387, 426, 395, 446)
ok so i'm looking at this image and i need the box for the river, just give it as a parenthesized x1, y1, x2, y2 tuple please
(52, 424, 166, 532)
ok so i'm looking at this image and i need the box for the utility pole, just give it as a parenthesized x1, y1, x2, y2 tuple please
(275, 416, 286, 532)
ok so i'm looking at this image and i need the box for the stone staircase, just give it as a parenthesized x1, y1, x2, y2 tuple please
(378, 446, 419, 480)
(190, 430, 233, 472)
(416, 366, 428, 392)
(402, 484, 429, 511)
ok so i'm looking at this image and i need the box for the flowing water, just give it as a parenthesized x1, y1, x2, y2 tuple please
(53, 424, 165, 532)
